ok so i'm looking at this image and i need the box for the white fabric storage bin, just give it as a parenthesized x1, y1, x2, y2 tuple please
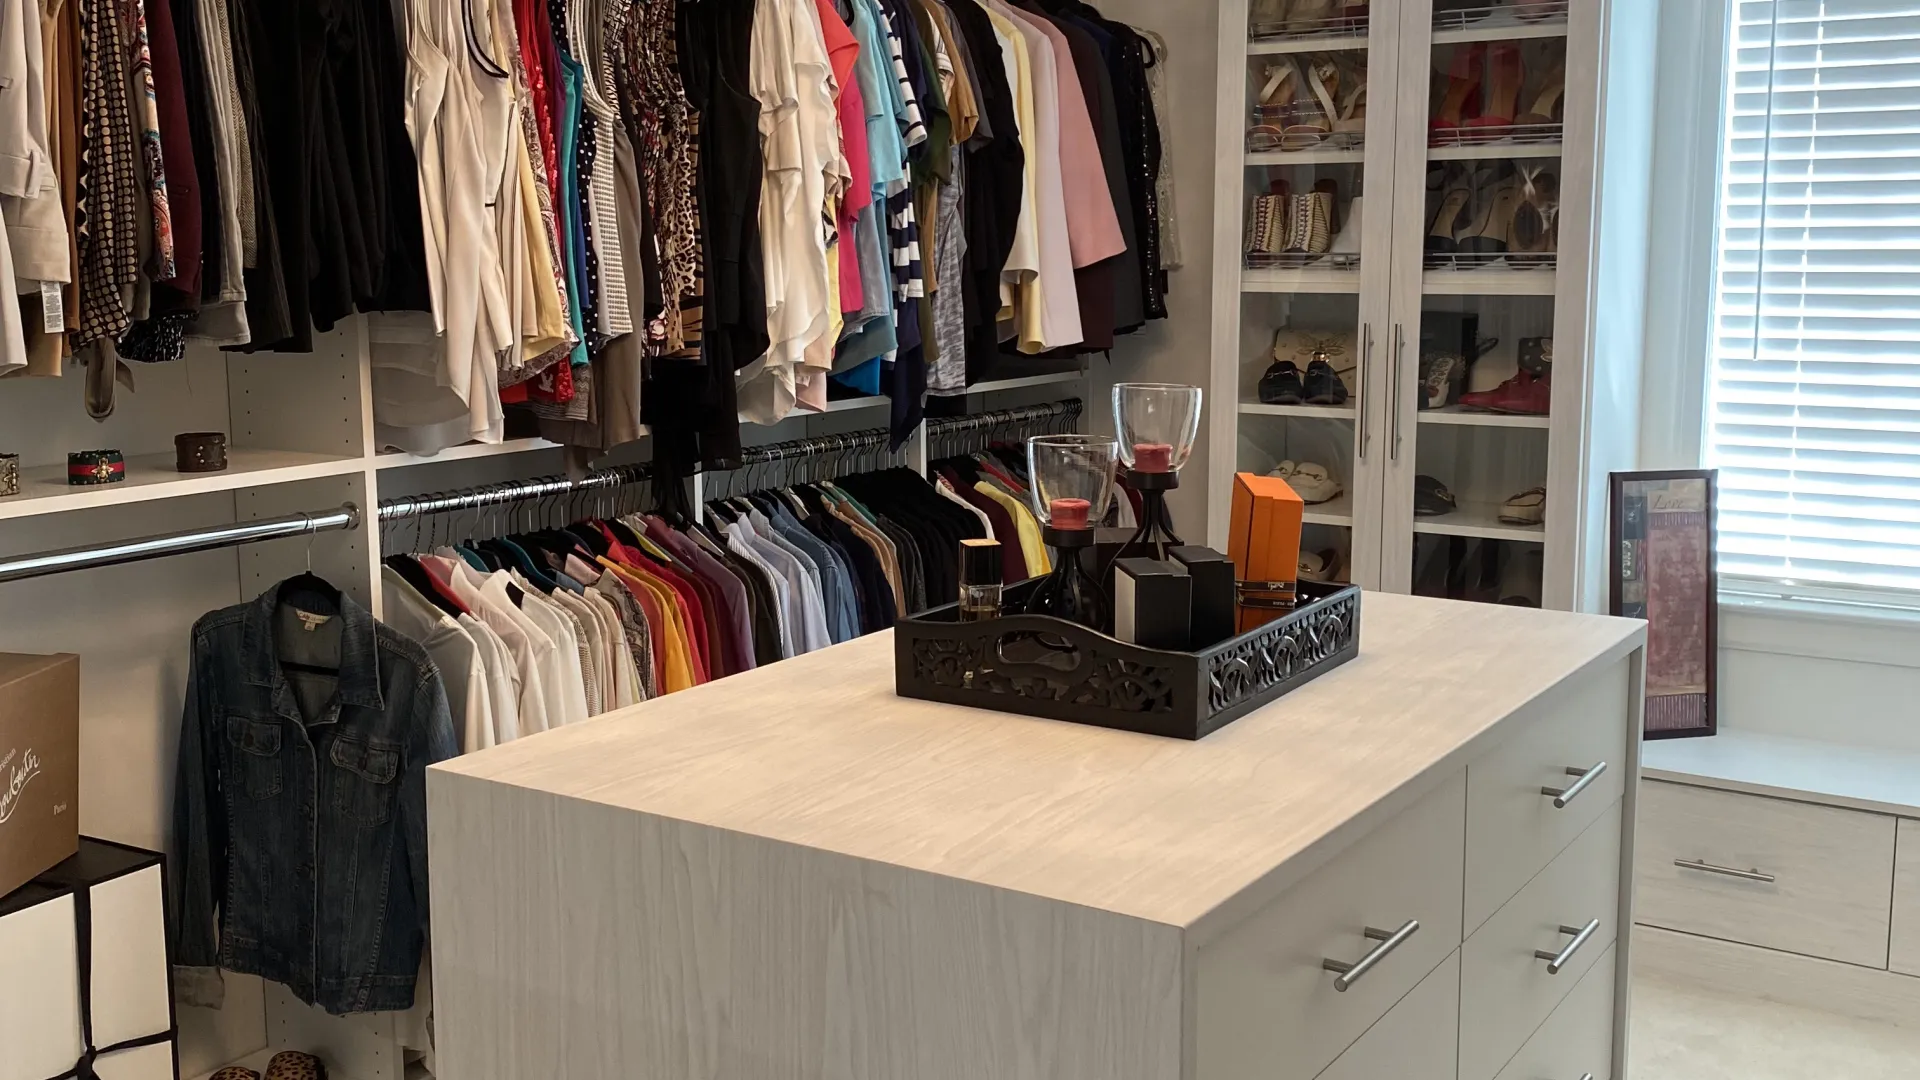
(0, 881, 86, 1080)
(4, 838, 178, 1080)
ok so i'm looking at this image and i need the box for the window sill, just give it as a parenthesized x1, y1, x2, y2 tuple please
(1720, 584, 1920, 671)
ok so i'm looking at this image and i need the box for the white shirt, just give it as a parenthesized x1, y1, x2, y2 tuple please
(512, 579, 591, 727)
(549, 586, 608, 717)
(431, 554, 553, 736)
(739, 0, 839, 424)
(986, 0, 1080, 351)
(380, 567, 494, 754)
(459, 612, 522, 744)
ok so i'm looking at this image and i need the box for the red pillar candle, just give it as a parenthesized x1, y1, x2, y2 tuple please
(1132, 442, 1174, 473)
(1049, 497, 1091, 530)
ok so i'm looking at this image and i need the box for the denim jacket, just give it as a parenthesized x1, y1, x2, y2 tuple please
(170, 584, 456, 1015)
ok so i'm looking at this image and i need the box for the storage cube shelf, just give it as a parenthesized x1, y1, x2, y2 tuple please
(1210, 0, 1650, 610)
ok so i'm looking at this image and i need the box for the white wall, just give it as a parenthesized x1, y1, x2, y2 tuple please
(1090, 0, 1221, 544)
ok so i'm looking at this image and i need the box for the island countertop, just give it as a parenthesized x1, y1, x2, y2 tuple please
(429, 591, 1643, 935)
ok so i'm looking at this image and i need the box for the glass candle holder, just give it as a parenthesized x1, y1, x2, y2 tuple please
(1023, 435, 1119, 632)
(1113, 382, 1203, 562)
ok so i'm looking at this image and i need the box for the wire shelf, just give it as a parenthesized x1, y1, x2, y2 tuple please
(1247, 252, 1360, 271)
(1423, 251, 1556, 272)
(1431, 0, 1568, 33)
(1250, 11, 1369, 42)
(1429, 121, 1562, 149)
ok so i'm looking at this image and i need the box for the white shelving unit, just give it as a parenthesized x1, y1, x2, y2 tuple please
(1209, 0, 1652, 611)
(0, 318, 1093, 1080)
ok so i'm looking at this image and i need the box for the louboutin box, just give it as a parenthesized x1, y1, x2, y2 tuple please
(1227, 473, 1304, 633)
(0, 838, 178, 1080)
(0, 652, 79, 899)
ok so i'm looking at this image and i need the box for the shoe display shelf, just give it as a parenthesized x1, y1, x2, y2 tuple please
(1209, 0, 1652, 611)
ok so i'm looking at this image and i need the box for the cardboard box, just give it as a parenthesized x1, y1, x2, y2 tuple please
(1227, 473, 1305, 633)
(0, 653, 79, 899)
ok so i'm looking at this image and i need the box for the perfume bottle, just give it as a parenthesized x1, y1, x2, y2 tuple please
(958, 538, 1004, 621)
(1113, 383, 1203, 564)
(1022, 435, 1120, 633)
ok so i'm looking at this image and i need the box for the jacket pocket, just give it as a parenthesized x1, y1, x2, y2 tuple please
(329, 734, 401, 827)
(224, 716, 284, 800)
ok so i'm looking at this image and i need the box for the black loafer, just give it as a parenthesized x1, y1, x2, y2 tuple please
(1414, 475, 1457, 516)
(1259, 361, 1306, 405)
(1303, 359, 1350, 405)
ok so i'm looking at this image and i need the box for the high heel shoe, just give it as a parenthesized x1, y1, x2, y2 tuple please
(1248, 62, 1297, 152)
(1330, 59, 1367, 146)
(1430, 43, 1483, 133)
(1509, 165, 1558, 264)
(1280, 57, 1338, 150)
(1250, 0, 1295, 35)
(1426, 185, 1472, 255)
(1516, 62, 1565, 131)
(1457, 178, 1522, 256)
(1464, 42, 1523, 131)
(1245, 179, 1291, 256)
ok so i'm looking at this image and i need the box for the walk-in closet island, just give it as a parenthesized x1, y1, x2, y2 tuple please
(429, 591, 1646, 1080)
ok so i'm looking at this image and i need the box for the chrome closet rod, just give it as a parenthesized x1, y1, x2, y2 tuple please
(0, 504, 362, 584)
(731, 398, 1083, 468)
(375, 463, 654, 522)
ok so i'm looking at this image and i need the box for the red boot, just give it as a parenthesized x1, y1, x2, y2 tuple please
(1457, 368, 1551, 415)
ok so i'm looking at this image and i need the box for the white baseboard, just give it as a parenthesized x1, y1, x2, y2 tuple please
(1633, 924, 1920, 1030)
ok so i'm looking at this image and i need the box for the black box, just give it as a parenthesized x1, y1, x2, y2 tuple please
(1169, 546, 1236, 649)
(1114, 557, 1193, 651)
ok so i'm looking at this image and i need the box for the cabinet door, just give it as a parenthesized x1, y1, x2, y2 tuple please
(1377, 0, 1574, 608)
(1223, 0, 1409, 590)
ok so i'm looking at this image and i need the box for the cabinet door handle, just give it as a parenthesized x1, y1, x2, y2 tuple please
(1389, 324, 1406, 461)
(1321, 918, 1419, 992)
(1541, 761, 1608, 809)
(1534, 918, 1600, 974)
(1675, 858, 1776, 884)
(1358, 324, 1374, 459)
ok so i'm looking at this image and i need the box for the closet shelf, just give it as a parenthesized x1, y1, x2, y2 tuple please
(1421, 268, 1557, 296)
(1246, 33, 1368, 55)
(1243, 268, 1362, 294)
(1418, 406, 1551, 429)
(808, 371, 1087, 419)
(376, 438, 567, 469)
(1240, 402, 1356, 420)
(1413, 503, 1546, 543)
(1428, 141, 1563, 161)
(1430, 19, 1569, 46)
(1246, 148, 1365, 167)
(1302, 492, 1354, 528)
(0, 450, 366, 523)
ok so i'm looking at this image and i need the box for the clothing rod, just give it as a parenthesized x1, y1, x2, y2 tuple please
(0, 505, 362, 585)
(375, 463, 654, 522)
(729, 398, 1084, 467)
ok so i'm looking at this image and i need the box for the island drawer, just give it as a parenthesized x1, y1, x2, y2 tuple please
(1893, 819, 1920, 977)
(1196, 772, 1465, 1080)
(1634, 780, 1894, 968)
(1487, 943, 1616, 1080)
(1464, 659, 1631, 933)
(1316, 951, 1460, 1080)
(1460, 801, 1621, 1080)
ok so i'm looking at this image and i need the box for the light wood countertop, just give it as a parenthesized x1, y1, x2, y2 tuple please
(432, 592, 1643, 933)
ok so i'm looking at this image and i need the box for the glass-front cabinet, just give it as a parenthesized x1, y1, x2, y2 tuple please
(1210, 0, 1644, 611)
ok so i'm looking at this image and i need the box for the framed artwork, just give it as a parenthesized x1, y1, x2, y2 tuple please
(1610, 470, 1718, 740)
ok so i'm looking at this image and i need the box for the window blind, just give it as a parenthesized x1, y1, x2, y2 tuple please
(1707, 0, 1920, 595)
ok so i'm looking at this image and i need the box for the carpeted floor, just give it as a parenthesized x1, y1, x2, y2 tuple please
(1629, 974, 1920, 1080)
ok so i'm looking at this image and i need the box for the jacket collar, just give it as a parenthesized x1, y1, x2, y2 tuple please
(241, 582, 385, 714)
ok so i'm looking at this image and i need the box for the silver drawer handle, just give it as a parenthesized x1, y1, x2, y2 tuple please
(1541, 761, 1608, 809)
(1322, 919, 1419, 993)
(1534, 918, 1600, 974)
(1675, 858, 1776, 884)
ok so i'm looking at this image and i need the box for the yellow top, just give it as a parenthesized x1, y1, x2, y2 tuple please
(974, 481, 1050, 575)
(601, 558, 696, 693)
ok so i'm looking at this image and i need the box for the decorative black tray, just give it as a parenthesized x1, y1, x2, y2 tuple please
(895, 580, 1360, 740)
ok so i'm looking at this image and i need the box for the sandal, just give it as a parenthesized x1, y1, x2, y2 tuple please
(1500, 487, 1547, 526)
(1280, 58, 1335, 150)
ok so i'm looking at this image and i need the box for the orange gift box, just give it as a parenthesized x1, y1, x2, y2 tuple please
(1227, 472, 1305, 633)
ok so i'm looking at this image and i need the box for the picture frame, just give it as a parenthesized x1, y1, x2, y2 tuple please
(1609, 469, 1718, 740)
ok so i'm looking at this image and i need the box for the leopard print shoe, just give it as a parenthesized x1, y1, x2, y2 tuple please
(207, 1069, 259, 1080)
(263, 1052, 327, 1080)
